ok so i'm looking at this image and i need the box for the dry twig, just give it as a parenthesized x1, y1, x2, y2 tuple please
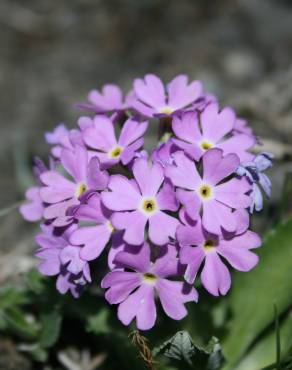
(129, 330, 156, 370)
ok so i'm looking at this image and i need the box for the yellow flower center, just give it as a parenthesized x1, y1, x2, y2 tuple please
(203, 239, 215, 252)
(143, 272, 157, 283)
(141, 198, 157, 214)
(200, 140, 214, 151)
(109, 146, 123, 158)
(159, 106, 174, 115)
(198, 184, 213, 200)
(75, 182, 87, 198)
(107, 221, 115, 233)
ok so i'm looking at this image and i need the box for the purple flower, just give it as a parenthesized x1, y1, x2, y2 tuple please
(20, 187, 44, 222)
(192, 93, 217, 111)
(69, 193, 114, 261)
(132, 74, 202, 118)
(45, 124, 69, 157)
(233, 118, 254, 137)
(237, 152, 273, 212)
(101, 243, 198, 330)
(151, 139, 179, 167)
(165, 149, 252, 235)
(177, 218, 261, 296)
(80, 84, 132, 114)
(82, 115, 148, 168)
(40, 146, 109, 226)
(102, 158, 179, 245)
(172, 104, 256, 162)
(45, 124, 84, 158)
(19, 157, 52, 222)
(35, 224, 91, 297)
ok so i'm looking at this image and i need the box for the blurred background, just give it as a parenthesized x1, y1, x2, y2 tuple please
(0, 1, 292, 369)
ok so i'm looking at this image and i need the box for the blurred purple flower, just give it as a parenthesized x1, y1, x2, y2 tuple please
(151, 139, 179, 167)
(237, 152, 273, 212)
(40, 146, 109, 226)
(233, 117, 255, 137)
(19, 157, 52, 222)
(77, 84, 133, 115)
(20, 187, 44, 222)
(45, 123, 85, 159)
(35, 224, 90, 297)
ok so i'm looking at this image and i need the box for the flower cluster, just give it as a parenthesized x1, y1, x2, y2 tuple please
(20, 74, 272, 330)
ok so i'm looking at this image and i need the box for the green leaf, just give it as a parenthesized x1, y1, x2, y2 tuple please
(222, 219, 292, 369)
(87, 308, 110, 335)
(153, 331, 224, 369)
(206, 337, 225, 370)
(153, 331, 195, 365)
(0, 286, 28, 309)
(25, 270, 46, 295)
(236, 313, 292, 370)
(40, 311, 62, 348)
(19, 343, 48, 363)
(1, 307, 39, 339)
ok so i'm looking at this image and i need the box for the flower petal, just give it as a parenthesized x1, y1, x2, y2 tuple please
(83, 115, 117, 151)
(118, 118, 148, 147)
(70, 225, 111, 261)
(172, 112, 201, 144)
(180, 246, 205, 284)
(111, 210, 147, 245)
(133, 158, 164, 196)
(215, 178, 252, 209)
(118, 284, 157, 330)
(102, 271, 141, 304)
(101, 175, 141, 211)
(165, 151, 201, 191)
(148, 211, 179, 245)
(40, 171, 75, 203)
(167, 75, 202, 109)
(156, 181, 179, 211)
(134, 74, 166, 108)
(201, 103, 235, 143)
(114, 242, 151, 273)
(176, 189, 201, 221)
(202, 149, 240, 185)
(201, 252, 231, 296)
(61, 146, 88, 183)
(152, 245, 180, 278)
(202, 200, 237, 234)
(217, 134, 255, 161)
(157, 279, 198, 320)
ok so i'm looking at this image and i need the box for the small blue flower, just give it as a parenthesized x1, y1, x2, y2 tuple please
(236, 152, 273, 213)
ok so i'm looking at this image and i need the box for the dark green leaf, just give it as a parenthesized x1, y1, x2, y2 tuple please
(206, 337, 225, 370)
(153, 331, 195, 365)
(40, 311, 62, 348)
